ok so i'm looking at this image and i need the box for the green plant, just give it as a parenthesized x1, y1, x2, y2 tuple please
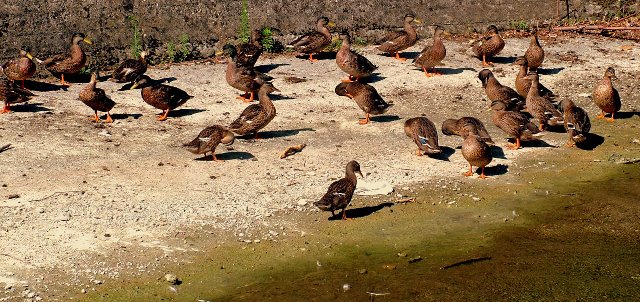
(127, 15, 142, 58)
(509, 20, 529, 31)
(79, 66, 92, 75)
(239, 0, 250, 44)
(260, 27, 275, 52)
(166, 42, 176, 63)
(323, 37, 342, 52)
(177, 33, 191, 62)
(353, 36, 368, 47)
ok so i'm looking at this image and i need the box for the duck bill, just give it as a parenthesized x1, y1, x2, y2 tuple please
(83, 38, 93, 45)
(130, 83, 140, 90)
(413, 18, 423, 24)
(357, 171, 364, 178)
(215, 50, 224, 56)
(26, 52, 34, 60)
(327, 21, 336, 28)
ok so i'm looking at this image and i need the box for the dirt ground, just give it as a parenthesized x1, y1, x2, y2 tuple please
(0, 33, 639, 300)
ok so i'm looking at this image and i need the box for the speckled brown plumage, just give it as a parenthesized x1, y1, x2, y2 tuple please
(524, 30, 544, 71)
(404, 116, 442, 156)
(314, 161, 362, 220)
(288, 17, 334, 61)
(514, 56, 555, 100)
(183, 125, 235, 161)
(413, 25, 446, 77)
(2, 50, 36, 89)
(0, 78, 35, 113)
(132, 75, 193, 121)
(461, 135, 493, 179)
(524, 73, 563, 130)
(471, 25, 504, 66)
(490, 100, 542, 150)
(224, 44, 274, 102)
(237, 30, 263, 68)
(478, 69, 524, 111)
(559, 99, 591, 146)
(592, 67, 621, 122)
(376, 14, 420, 60)
(335, 82, 392, 124)
(79, 73, 115, 123)
(111, 51, 148, 83)
(41, 33, 92, 85)
(336, 32, 377, 81)
(441, 117, 494, 145)
(229, 83, 278, 138)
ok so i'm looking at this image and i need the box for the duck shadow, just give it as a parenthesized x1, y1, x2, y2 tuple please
(170, 108, 206, 118)
(400, 51, 421, 60)
(490, 145, 507, 159)
(362, 73, 386, 84)
(24, 80, 67, 92)
(109, 113, 143, 120)
(64, 73, 92, 84)
(545, 125, 567, 133)
(371, 115, 401, 123)
(519, 139, 555, 148)
(614, 111, 640, 119)
(491, 56, 516, 64)
(298, 52, 336, 60)
(243, 128, 315, 139)
(270, 94, 296, 101)
(576, 133, 605, 150)
(437, 67, 470, 75)
(9, 102, 51, 113)
(118, 77, 177, 90)
(428, 146, 456, 161)
(537, 67, 565, 75)
(255, 63, 289, 73)
(485, 163, 509, 176)
(195, 151, 255, 161)
(329, 202, 394, 220)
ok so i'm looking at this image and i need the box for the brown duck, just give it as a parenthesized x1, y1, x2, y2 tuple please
(2, 50, 37, 89)
(223, 44, 274, 103)
(237, 29, 263, 68)
(471, 25, 505, 66)
(490, 100, 543, 150)
(131, 75, 193, 121)
(376, 14, 421, 61)
(524, 29, 544, 71)
(592, 67, 621, 122)
(441, 117, 494, 145)
(462, 135, 493, 179)
(478, 69, 524, 111)
(413, 25, 446, 77)
(523, 73, 563, 130)
(513, 56, 555, 100)
(288, 17, 335, 62)
(314, 160, 363, 220)
(79, 72, 115, 123)
(111, 51, 148, 83)
(183, 125, 235, 162)
(41, 33, 93, 86)
(334, 82, 392, 124)
(336, 32, 377, 82)
(0, 78, 36, 113)
(404, 116, 442, 156)
(558, 99, 591, 147)
(229, 83, 278, 139)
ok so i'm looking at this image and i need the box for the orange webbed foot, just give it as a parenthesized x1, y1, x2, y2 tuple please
(463, 171, 474, 177)
(416, 149, 423, 156)
(105, 113, 113, 123)
(506, 143, 520, 150)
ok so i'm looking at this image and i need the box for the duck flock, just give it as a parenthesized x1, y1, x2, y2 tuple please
(0, 15, 623, 220)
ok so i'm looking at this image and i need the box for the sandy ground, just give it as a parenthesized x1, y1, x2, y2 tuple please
(0, 34, 639, 299)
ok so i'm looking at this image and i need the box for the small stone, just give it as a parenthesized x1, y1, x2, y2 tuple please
(358, 269, 368, 274)
(59, 213, 71, 221)
(93, 279, 102, 285)
(383, 264, 396, 270)
(296, 199, 308, 206)
(164, 274, 179, 285)
(81, 289, 87, 294)
(408, 256, 423, 263)
(472, 197, 481, 201)
(397, 252, 407, 258)
(27, 292, 35, 298)
(342, 283, 351, 291)
(7, 194, 19, 199)
(36, 207, 45, 213)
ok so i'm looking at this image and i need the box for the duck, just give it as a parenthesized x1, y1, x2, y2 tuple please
(111, 51, 148, 83)
(478, 69, 524, 111)
(413, 25, 446, 77)
(558, 99, 591, 147)
(334, 82, 392, 124)
(336, 31, 378, 82)
(314, 160, 362, 220)
(592, 67, 621, 122)
(513, 56, 555, 100)
(236, 29, 263, 68)
(470, 25, 505, 66)
(229, 82, 279, 139)
(441, 117, 494, 145)
(79, 72, 115, 123)
(490, 100, 543, 150)
(523, 73, 563, 130)
(461, 135, 493, 179)
(376, 14, 421, 61)
(131, 75, 193, 121)
(0, 78, 36, 114)
(2, 50, 37, 89)
(183, 125, 235, 162)
(40, 33, 93, 86)
(223, 44, 274, 103)
(404, 116, 442, 156)
(288, 17, 335, 62)
(524, 29, 544, 71)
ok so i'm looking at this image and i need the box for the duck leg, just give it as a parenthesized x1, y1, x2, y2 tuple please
(464, 163, 474, 177)
(607, 112, 615, 122)
(309, 53, 319, 62)
(416, 149, 423, 156)
(507, 138, 521, 150)
(60, 74, 70, 86)
(212, 153, 224, 162)
(479, 167, 488, 179)
(481, 54, 494, 67)
(105, 112, 113, 123)
(422, 67, 433, 77)
(565, 139, 576, 147)
(1, 102, 10, 114)
(21, 80, 26, 90)
(341, 209, 348, 220)
(157, 109, 170, 121)
(596, 110, 605, 119)
(91, 110, 100, 122)
(237, 92, 254, 103)
(538, 123, 545, 131)
(253, 132, 261, 139)
(394, 52, 407, 61)
(358, 113, 370, 125)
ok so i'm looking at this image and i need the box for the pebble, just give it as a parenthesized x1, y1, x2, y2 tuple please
(59, 213, 71, 221)
(358, 269, 368, 274)
(408, 256, 423, 263)
(342, 283, 351, 291)
(164, 274, 179, 285)
(296, 199, 308, 206)
(81, 289, 87, 294)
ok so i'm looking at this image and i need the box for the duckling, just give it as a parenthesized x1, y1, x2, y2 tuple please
(2, 50, 37, 89)
(404, 116, 442, 156)
(237, 29, 263, 68)
(223, 44, 274, 103)
(513, 56, 555, 100)
(334, 82, 392, 124)
(79, 72, 115, 123)
(336, 32, 377, 82)
(0, 79, 36, 114)
(413, 25, 446, 77)
(471, 25, 504, 66)
(490, 100, 543, 150)
(314, 160, 363, 220)
(41, 33, 93, 86)
(462, 135, 493, 179)
(111, 51, 148, 83)
(377, 14, 421, 61)
(229, 83, 279, 139)
(524, 29, 544, 71)
(523, 73, 563, 130)
(183, 125, 235, 162)
(441, 117, 494, 145)
(592, 67, 621, 122)
(558, 99, 591, 147)
(288, 17, 335, 62)
(478, 69, 524, 111)
(131, 75, 193, 121)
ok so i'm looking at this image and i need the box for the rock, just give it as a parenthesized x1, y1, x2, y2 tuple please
(358, 269, 368, 274)
(355, 181, 394, 196)
(164, 274, 179, 285)
(296, 199, 308, 206)
(397, 252, 407, 258)
(408, 256, 422, 263)
(59, 213, 71, 221)
(81, 288, 87, 294)
(382, 264, 396, 270)
(342, 283, 351, 291)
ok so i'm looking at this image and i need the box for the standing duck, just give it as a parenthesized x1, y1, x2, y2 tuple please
(524, 29, 544, 71)
(336, 32, 377, 82)
(237, 29, 264, 68)
(334, 82, 392, 124)
(0, 79, 36, 114)
(229, 82, 279, 139)
(592, 67, 621, 122)
(490, 100, 543, 150)
(111, 51, 148, 83)
(376, 14, 421, 61)
(183, 125, 235, 162)
(461, 135, 493, 179)
(558, 99, 591, 147)
(404, 116, 442, 156)
(314, 161, 362, 220)
(441, 117, 494, 145)
(288, 17, 335, 62)
(513, 56, 555, 100)
(470, 25, 505, 66)
(478, 69, 524, 111)
(524, 73, 563, 130)
(413, 25, 446, 77)
(2, 50, 37, 89)
(79, 72, 115, 123)
(223, 44, 274, 103)
(40, 33, 93, 86)
(131, 75, 193, 121)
